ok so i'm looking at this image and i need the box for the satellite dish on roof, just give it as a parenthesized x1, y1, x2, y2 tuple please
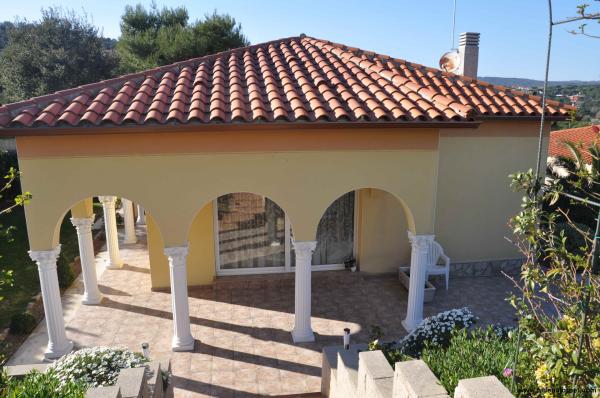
(439, 50, 460, 73)
(439, 0, 460, 73)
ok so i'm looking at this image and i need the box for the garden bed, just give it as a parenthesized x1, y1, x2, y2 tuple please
(398, 266, 436, 302)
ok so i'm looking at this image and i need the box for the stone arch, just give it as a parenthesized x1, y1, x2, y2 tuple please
(313, 187, 416, 239)
(141, 190, 294, 289)
(46, 192, 163, 250)
(310, 187, 417, 272)
(185, 191, 293, 243)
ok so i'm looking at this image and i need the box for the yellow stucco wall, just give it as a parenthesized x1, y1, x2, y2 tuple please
(70, 198, 93, 219)
(16, 128, 438, 252)
(147, 203, 217, 289)
(356, 188, 410, 273)
(434, 121, 550, 262)
(14, 121, 548, 283)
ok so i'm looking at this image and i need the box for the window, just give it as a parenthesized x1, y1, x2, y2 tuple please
(214, 191, 356, 275)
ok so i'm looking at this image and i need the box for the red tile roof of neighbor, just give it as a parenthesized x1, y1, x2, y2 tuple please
(548, 125, 599, 162)
(0, 35, 573, 133)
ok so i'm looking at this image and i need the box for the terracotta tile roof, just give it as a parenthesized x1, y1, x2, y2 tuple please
(548, 124, 599, 163)
(0, 35, 573, 131)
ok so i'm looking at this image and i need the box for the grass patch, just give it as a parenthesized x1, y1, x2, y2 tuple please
(420, 328, 516, 395)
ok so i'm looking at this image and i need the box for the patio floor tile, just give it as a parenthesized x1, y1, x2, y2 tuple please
(8, 226, 519, 396)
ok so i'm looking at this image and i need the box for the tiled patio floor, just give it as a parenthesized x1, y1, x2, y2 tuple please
(8, 228, 519, 397)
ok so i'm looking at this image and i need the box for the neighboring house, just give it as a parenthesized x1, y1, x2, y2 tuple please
(548, 124, 599, 163)
(0, 34, 571, 358)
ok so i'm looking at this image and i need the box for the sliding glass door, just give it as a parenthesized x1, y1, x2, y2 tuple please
(214, 192, 356, 275)
(215, 193, 287, 273)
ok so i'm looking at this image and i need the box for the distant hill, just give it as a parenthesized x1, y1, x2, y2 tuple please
(479, 76, 600, 88)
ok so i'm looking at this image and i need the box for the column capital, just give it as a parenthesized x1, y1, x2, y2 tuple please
(98, 196, 117, 206)
(29, 246, 61, 269)
(292, 240, 317, 253)
(407, 232, 435, 249)
(70, 216, 95, 229)
(164, 246, 189, 266)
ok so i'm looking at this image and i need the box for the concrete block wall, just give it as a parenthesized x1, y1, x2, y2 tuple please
(4, 359, 171, 398)
(323, 346, 514, 398)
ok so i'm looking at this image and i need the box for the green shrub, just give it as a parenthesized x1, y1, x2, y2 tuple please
(420, 327, 517, 395)
(9, 312, 37, 334)
(1, 370, 86, 398)
(369, 307, 476, 363)
(49, 347, 148, 388)
(56, 253, 75, 289)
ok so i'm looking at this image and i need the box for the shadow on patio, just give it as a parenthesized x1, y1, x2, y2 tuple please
(8, 229, 519, 397)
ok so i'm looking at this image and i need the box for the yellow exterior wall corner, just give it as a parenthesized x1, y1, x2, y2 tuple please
(70, 198, 94, 219)
(147, 204, 216, 289)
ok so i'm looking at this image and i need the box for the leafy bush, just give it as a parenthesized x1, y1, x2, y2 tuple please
(369, 307, 476, 363)
(1, 369, 86, 398)
(519, 314, 600, 397)
(420, 327, 517, 394)
(9, 312, 37, 334)
(510, 167, 600, 395)
(49, 347, 148, 388)
(56, 255, 75, 289)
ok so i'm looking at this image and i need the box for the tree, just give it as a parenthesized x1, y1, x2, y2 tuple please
(0, 152, 31, 304)
(117, 3, 249, 73)
(0, 22, 13, 51)
(568, 1, 600, 38)
(0, 8, 119, 104)
(508, 143, 600, 395)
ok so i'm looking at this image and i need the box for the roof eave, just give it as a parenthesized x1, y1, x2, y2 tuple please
(472, 115, 569, 122)
(0, 120, 482, 138)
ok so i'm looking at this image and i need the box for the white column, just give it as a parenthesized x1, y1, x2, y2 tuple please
(29, 246, 73, 359)
(291, 240, 317, 343)
(136, 204, 146, 225)
(71, 216, 103, 305)
(402, 232, 435, 332)
(122, 199, 137, 244)
(164, 246, 194, 351)
(99, 196, 123, 269)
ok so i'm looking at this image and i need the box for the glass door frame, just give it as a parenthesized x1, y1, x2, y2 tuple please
(213, 191, 358, 276)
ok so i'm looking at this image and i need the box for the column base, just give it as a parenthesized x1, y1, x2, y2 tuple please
(171, 335, 195, 352)
(123, 238, 137, 245)
(81, 293, 104, 305)
(291, 328, 315, 343)
(45, 340, 73, 359)
(105, 259, 124, 269)
(402, 318, 422, 333)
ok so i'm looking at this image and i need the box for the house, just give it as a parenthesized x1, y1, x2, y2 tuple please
(548, 124, 599, 163)
(0, 34, 571, 359)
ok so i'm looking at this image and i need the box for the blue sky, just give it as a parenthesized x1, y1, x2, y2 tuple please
(3, 0, 599, 81)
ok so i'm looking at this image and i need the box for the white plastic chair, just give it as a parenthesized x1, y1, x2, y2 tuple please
(425, 241, 451, 290)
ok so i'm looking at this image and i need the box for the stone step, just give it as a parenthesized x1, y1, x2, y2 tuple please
(5, 363, 49, 379)
(86, 386, 122, 398)
(116, 366, 149, 398)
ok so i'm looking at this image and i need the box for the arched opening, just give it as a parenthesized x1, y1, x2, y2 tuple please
(314, 188, 415, 273)
(212, 192, 290, 275)
(42, 195, 156, 308)
(309, 190, 357, 270)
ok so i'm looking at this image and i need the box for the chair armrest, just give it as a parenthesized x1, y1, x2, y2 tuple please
(440, 254, 450, 266)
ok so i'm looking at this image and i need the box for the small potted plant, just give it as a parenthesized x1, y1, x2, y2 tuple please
(344, 257, 357, 272)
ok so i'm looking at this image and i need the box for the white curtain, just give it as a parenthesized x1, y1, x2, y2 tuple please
(312, 191, 355, 265)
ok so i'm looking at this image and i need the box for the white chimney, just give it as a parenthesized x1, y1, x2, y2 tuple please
(457, 32, 480, 78)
